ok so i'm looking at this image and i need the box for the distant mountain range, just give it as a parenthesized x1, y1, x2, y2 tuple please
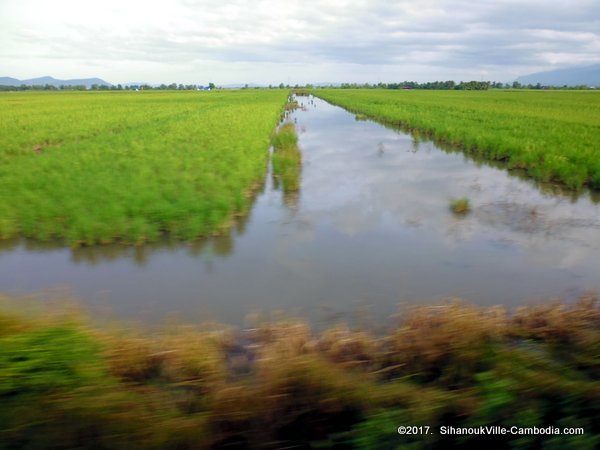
(3, 67, 598, 90)
(516, 64, 600, 87)
(0, 76, 112, 88)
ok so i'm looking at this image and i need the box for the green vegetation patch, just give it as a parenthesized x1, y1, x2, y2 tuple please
(271, 122, 302, 195)
(450, 197, 471, 214)
(0, 90, 289, 245)
(314, 89, 600, 191)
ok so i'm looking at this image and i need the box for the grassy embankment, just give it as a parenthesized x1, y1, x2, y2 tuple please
(0, 90, 289, 245)
(314, 89, 600, 190)
(1, 294, 598, 449)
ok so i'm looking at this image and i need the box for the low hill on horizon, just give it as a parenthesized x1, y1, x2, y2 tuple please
(516, 64, 600, 87)
(0, 76, 112, 88)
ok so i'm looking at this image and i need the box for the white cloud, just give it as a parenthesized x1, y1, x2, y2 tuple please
(0, 0, 598, 83)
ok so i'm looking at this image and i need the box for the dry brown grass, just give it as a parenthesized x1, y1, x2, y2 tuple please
(511, 293, 600, 342)
(316, 325, 377, 370)
(379, 301, 508, 385)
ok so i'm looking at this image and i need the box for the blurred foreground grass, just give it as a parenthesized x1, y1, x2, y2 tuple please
(1, 294, 599, 449)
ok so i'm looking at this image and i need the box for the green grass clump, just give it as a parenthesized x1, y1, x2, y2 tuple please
(314, 89, 600, 191)
(271, 122, 302, 205)
(271, 121, 299, 150)
(1, 294, 599, 449)
(450, 197, 471, 214)
(0, 90, 289, 245)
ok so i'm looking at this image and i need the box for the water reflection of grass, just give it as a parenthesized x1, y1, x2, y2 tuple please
(0, 204, 254, 266)
(1, 294, 598, 449)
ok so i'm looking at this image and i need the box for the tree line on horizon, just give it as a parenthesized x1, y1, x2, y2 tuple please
(337, 80, 596, 90)
(0, 80, 596, 92)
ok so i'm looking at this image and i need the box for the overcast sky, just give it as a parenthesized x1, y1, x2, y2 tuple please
(1, 0, 599, 85)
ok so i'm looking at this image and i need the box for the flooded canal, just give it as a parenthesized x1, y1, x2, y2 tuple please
(2, 95, 600, 324)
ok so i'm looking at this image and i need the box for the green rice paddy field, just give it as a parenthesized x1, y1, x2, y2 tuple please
(0, 90, 288, 245)
(314, 89, 600, 190)
(2, 89, 600, 246)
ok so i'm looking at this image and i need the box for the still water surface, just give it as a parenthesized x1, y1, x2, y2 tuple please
(2, 96, 600, 324)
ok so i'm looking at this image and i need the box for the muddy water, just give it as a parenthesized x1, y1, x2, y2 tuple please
(1, 96, 600, 324)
